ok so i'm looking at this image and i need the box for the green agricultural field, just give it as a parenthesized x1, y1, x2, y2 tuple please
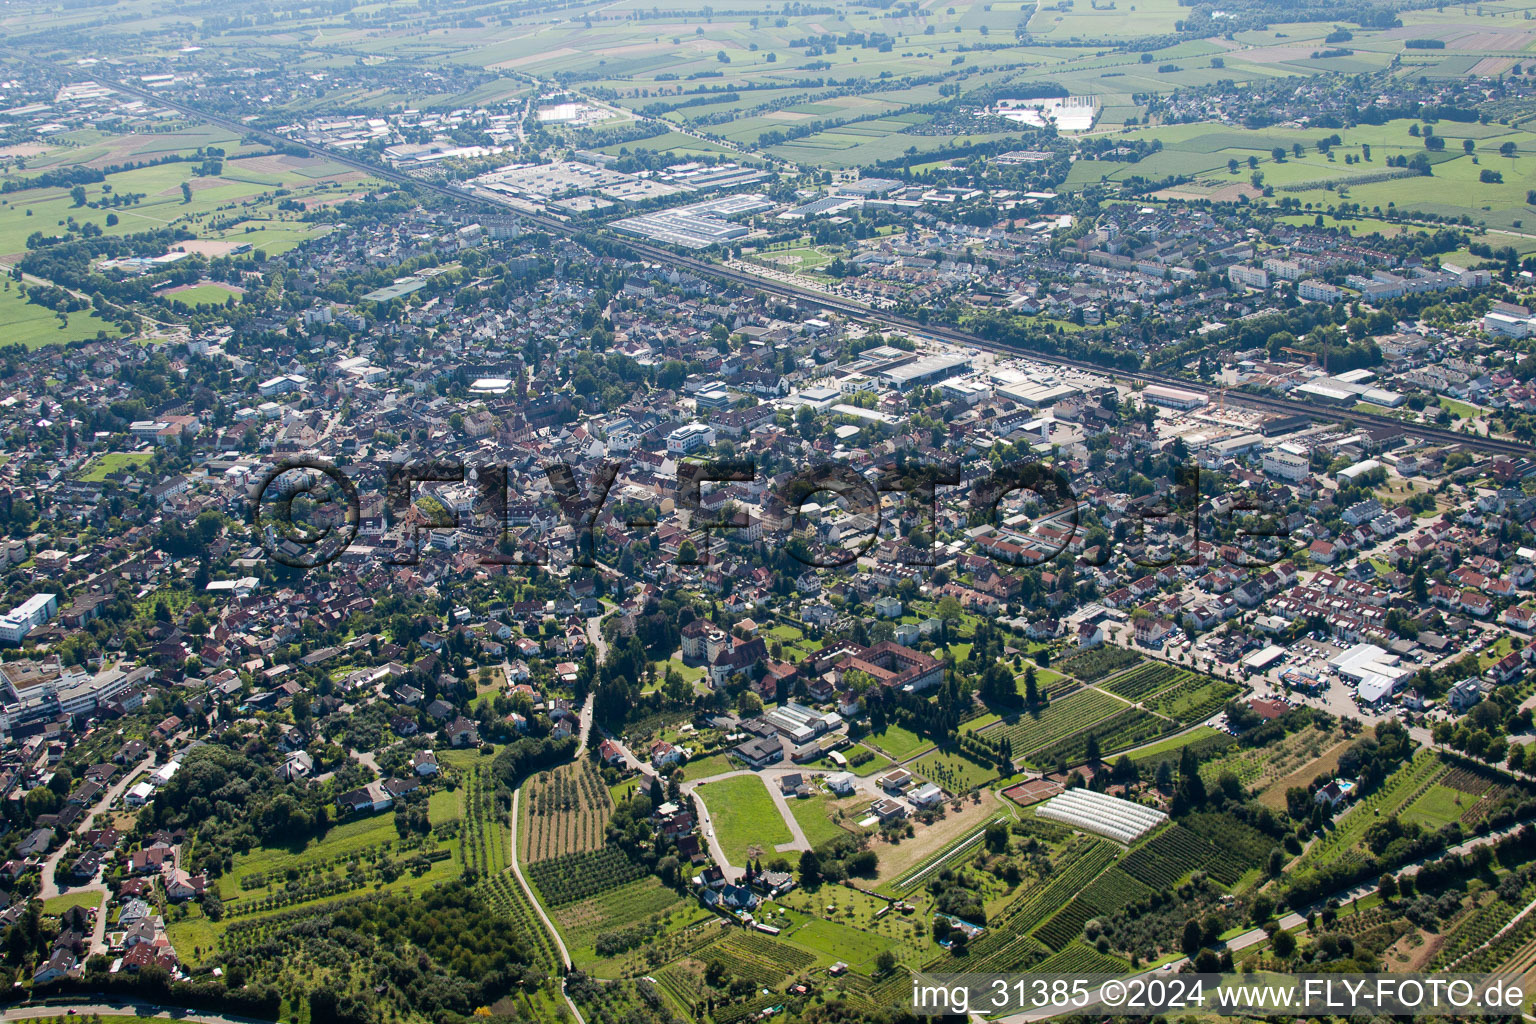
(0, 122, 248, 182)
(1067, 115, 1536, 228)
(228, 809, 429, 889)
(776, 885, 933, 968)
(986, 687, 1128, 756)
(555, 874, 694, 967)
(913, 748, 996, 793)
(1027, 0, 1187, 41)
(1127, 726, 1229, 762)
(0, 153, 359, 262)
(1147, 675, 1240, 724)
(1401, 783, 1477, 830)
(1294, 752, 1450, 873)
(164, 901, 222, 965)
(696, 774, 793, 863)
(599, 130, 739, 158)
(428, 787, 462, 825)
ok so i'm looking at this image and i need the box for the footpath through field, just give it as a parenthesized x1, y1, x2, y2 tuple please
(506, 680, 595, 1024)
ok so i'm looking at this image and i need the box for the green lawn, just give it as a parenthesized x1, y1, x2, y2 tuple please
(1440, 396, 1481, 420)
(1401, 783, 1473, 830)
(42, 890, 103, 916)
(864, 723, 932, 761)
(961, 713, 1001, 734)
(775, 886, 931, 969)
(784, 913, 897, 971)
(848, 748, 894, 776)
(787, 794, 858, 848)
(163, 282, 241, 307)
(428, 787, 462, 825)
(165, 901, 222, 964)
(77, 451, 153, 482)
(1124, 726, 1227, 761)
(438, 747, 494, 772)
(1480, 635, 1517, 670)
(696, 774, 792, 864)
(657, 657, 707, 685)
(679, 750, 736, 780)
(802, 745, 892, 777)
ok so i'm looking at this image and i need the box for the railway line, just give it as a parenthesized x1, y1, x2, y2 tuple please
(64, 69, 1536, 460)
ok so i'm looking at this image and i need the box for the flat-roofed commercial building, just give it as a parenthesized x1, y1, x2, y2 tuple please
(877, 354, 971, 391)
(1141, 384, 1207, 410)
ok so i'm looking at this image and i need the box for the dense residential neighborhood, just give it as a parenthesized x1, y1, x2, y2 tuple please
(6, 2, 1536, 1024)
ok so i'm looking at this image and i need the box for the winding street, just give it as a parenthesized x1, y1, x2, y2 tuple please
(602, 733, 894, 881)
(682, 769, 811, 881)
(38, 756, 153, 901)
(36, 756, 155, 957)
(504, 690, 596, 1024)
(507, 786, 572, 972)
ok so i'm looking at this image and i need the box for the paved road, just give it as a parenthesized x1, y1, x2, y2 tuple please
(575, 692, 595, 756)
(38, 756, 156, 955)
(506, 786, 571, 971)
(585, 613, 609, 665)
(39, 756, 153, 902)
(681, 769, 811, 878)
(508, 785, 588, 1024)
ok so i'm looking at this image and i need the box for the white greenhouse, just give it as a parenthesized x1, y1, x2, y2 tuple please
(1035, 788, 1167, 843)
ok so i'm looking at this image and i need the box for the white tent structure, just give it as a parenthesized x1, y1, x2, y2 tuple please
(1036, 788, 1167, 843)
(1329, 642, 1410, 703)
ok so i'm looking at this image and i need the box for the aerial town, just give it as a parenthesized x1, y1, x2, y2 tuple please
(4, 1, 1536, 1024)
